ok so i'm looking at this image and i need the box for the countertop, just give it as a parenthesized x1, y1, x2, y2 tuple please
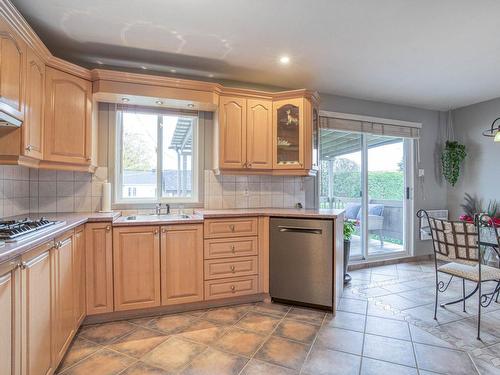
(197, 208, 345, 219)
(0, 212, 119, 265)
(0, 208, 344, 265)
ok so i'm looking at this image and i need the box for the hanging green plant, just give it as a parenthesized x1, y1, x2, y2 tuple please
(441, 141, 467, 186)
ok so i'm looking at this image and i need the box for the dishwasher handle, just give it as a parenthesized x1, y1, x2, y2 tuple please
(277, 226, 323, 235)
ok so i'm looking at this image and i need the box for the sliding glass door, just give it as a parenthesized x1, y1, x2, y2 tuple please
(320, 129, 413, 260)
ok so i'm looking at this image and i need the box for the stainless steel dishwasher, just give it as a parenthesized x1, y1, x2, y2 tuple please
(270, 217, 333, 310)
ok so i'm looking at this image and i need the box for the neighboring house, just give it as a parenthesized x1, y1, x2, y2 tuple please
(122, 170, 192, 198)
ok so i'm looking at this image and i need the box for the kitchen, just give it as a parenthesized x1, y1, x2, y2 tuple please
(1, 1, 497, 375)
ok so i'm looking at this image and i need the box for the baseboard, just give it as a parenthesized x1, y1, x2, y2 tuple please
(83, 293, 268, 325)
(348, 254, 432, 271)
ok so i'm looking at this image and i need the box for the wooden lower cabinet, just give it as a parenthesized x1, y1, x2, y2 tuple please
(52, 231, 76, 366)
(113, 226, 161, 311)
(85, 223, 113, 315)
(73, 225, 86, 325)
(160, 224, 204, 305)
(20, 241, 54, 375)
(0, 260, 20, 375)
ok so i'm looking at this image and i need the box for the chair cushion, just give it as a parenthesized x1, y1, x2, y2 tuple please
(356, 204, 384, 219)
(438, 262, 500, 282)
(344, 203, 361, 220)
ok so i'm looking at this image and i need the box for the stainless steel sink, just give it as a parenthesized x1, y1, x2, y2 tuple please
(124, 214, 192, 221)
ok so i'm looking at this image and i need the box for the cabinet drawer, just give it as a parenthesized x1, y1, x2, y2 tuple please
(205, 276, 258, 300)
(204, 217, 258, 238)
(204, 256, 258, 280)
(204, 236, 258, 259)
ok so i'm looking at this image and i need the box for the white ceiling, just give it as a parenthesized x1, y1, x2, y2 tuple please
(12, 0, 500, 110)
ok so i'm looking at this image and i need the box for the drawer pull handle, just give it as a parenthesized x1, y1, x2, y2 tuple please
(230, 265, 235, 272)
(231, 285, 236, 292)
(229, 225, 235, 232)
(230, 245, 235, 252)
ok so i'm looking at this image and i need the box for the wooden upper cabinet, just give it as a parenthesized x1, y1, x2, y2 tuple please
(113, 226, 161, 311)
(20, 242, 54, 375)
(44, 67, 92, 165)
(0, 23, 26, 121)
(247, 99, 272, 169)
(85, 223, 113, 315)
(273, 98, 305, 170)
(23, 49, 45, 160)
(52, 231, 76, 365)
(219, 96, 247, 169)
(161, 224, 204, 305)
(73, 226, 86, 325)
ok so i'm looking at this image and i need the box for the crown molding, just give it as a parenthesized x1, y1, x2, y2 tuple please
(0, 0, 91, 79)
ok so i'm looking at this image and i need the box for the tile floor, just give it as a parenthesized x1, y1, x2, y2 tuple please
(57, 260, 500, 374)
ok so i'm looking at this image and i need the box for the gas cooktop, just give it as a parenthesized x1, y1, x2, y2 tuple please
(0, 217, 63, 242)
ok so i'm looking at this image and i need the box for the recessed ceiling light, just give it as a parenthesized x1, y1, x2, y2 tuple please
(279, 55, 290, 64)
(141, 66, 147, 70)
(208, 74, 214, 78)
(170, 69, 177, 73)
(155, 100, 163, 105)
(187, 103, 195, 108)
(96, 60, 103, 65)
(121, 97, 130, 103)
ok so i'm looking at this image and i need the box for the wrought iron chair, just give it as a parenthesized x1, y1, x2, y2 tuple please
(417, 210, 500, 340)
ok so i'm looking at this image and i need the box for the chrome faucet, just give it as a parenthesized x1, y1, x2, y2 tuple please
(155, 203, 162, 215)
(165, 203, 171, 215)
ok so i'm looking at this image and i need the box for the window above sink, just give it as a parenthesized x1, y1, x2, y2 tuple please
(114, 106, 202, 206)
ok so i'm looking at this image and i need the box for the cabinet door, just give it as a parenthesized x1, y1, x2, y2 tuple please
(161, 224, 203, 305)
(219, 96, 247, 169)
(73, 226, 86, 325)
(247, 99, 272, 169)
(0, 25, 25, 121)
(85, 223, 113, 315)
(21, 247, 53, 375)
(0, 268, 14, 375)
(44, 67, 92, 165)
(23, 49, 45, 160)
(53, 232, 75, 364)
(273, 98, 305, 169)
(113, 226, 161, 311)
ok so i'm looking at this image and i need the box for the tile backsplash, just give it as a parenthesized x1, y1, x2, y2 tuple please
(0, 165, 108, 218)
(204, 170, 313, 209)
(0, 165, 315, 218)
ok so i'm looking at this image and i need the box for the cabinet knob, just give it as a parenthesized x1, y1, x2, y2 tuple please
(153, 229, 159, 235)
(161, 228, 167, 233)
(106, 225, 111, 231)
(229, 225, 235, 232)
(25, 145, 33, 152)
(230, 265, 235, 272)
(86, 157, 92, 161)
(20, 261, 27, 270)
(230, 245, 235, 252)
(243, 162, 247, 168)
(247, 162, 252, 167)
(230, 285, 236, 292)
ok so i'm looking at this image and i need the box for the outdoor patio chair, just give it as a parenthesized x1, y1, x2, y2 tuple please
(344, 202, 385, 246)
(417, 210, 500, 340)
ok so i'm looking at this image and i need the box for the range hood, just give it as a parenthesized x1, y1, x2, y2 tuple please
(0, 111, 22, 128)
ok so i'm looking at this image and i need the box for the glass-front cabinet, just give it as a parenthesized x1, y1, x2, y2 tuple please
(272, 95, 319, 173)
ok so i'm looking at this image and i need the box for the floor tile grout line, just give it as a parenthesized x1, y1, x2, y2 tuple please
(298, 311, 327, 375)
(357, 295, 369, 375)
(407, 316, 421, 374)
(237, 306, 292, 375)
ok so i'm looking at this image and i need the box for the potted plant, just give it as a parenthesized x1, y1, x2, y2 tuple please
(441, 141, 467, 186)
(343, 220, 357, 284)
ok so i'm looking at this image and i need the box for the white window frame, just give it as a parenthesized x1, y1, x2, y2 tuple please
(113, 108, 201, 206)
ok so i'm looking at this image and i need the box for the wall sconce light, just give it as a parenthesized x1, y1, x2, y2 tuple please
(482, 117, 500, 142)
